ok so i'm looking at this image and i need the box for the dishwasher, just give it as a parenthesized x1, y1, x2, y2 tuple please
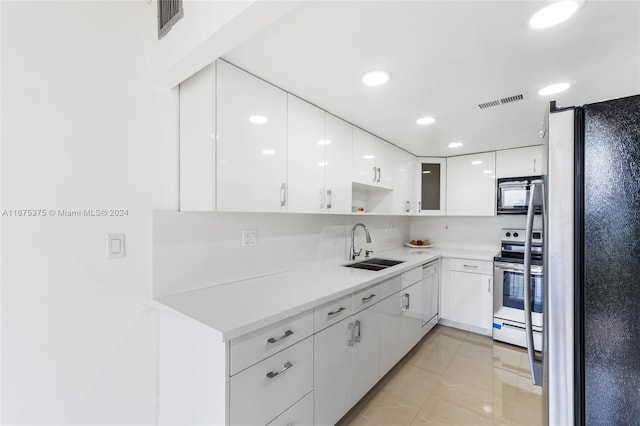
(422, 260, 440, 335)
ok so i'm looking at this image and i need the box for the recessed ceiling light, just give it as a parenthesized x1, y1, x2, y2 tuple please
(416, 116, 436, 126)
(316, 139, 331, 146)
(249, 115, 268, 124)
(262, 149, 275, 156)
(448, 142, 464, 148)
(538, 82, 571, 96)
(362, 70, 391, 86)
(530, 1, 580, 29)
(471, 160, 483, 165)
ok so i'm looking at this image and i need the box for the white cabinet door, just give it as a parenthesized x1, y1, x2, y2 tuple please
(351, 305, 380, 403)
(314, 317, 352, 426)
(378, 293, 404, 376)
(446, 152, 496, 216)
(287, 95, 326, 213)
(352, 128, 391, 189)
(217, 60, 288, 212)
(401, 282, 423, 352)
(496, 145, 543, 178)
(416, 157, 447, 216)
(449, 271, 493, 333)
(324, 114, 353, 214)
(391, 149, 417, 215)
(422, 263, 439, 327)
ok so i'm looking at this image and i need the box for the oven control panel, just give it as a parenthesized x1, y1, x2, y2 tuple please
(501, 228, 543, 245)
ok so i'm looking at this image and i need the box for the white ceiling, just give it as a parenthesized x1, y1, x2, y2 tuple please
(223, 1, 640, 157)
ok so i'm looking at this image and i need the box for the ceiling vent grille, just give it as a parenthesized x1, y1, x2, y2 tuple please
(478, 93, 525, 110)
(157, 0, 184, 40)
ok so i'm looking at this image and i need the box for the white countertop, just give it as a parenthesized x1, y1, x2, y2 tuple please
(155, 246, 497, 342)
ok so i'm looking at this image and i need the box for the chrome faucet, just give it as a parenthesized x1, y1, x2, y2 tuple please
(349, 223, 372, 261)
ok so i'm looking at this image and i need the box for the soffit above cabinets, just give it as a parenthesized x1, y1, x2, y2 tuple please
(222, 1, 640, 157)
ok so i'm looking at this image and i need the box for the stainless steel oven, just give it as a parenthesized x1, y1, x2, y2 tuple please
(493, 228, 543, 350)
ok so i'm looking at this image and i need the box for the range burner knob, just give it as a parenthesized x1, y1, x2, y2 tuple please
(513, 232, 519, 237)
(505, 232, 511, 237)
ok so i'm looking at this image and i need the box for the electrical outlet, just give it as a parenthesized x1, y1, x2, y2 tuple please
(107, 234, 126, 259)
(242, 229, 258, 247)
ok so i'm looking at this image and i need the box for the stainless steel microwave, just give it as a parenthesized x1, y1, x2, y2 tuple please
(497, 176, 543, 214)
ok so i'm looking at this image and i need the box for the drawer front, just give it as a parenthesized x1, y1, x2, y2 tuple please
(401, 266, 422, 289)
(230, 310, 313, 375)
(449, 258, 493, 274)
(266, 391, 313, 426)
(352, 283, 382, 313)
(314, 295, 352, 332)
(230, 337, 313, 426)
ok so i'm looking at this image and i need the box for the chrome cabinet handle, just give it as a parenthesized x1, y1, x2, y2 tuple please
(267, 330, 293, 344)
(373, 167, 377, 182)
(418, 201, 421, 213)
(326, 189, 332, 210)
(533, 158, 537, 173)
(377, 167, 381, 183)
(327, 307, 346, 317)
(463, 264, 479, 268)
(280, 183, 287, 208)
(488, 278, 491, 292)
(405, 200, 410, 213)
(348, 322, 355, 346)
(361, 294, 376, 303)
(266, 361, 293, 379)
(320, 190, 325, 210)
(401, 293, 410, 311)
(354, 320, 362, 343)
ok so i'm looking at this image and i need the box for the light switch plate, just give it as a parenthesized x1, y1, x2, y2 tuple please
(107, 234, 126, 259)
(242, 229, 257, 247)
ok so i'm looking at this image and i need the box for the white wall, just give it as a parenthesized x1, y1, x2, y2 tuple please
(153, 211, 410, 297)
(1, 1, 178, 424)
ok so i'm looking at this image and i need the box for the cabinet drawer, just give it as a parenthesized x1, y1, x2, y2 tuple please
(449, 258, 493, 275)
(230, 337, 313, 426)
(401, 266, 422, 289)
(314, 295, 352, 332)
(352, 283, 383, 313)
(266, 391, 313, 426)
(230, 310, 313, 375)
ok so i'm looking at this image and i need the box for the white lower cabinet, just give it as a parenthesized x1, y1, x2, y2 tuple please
(444, 258, 493, 335)
(266, 391, 314, 426)
(229, 336, 313, 426)
(351, 304, 381, 403)
(379, 281, 422, 375)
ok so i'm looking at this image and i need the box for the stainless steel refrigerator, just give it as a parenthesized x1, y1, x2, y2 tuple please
(523, 94, 640, 425)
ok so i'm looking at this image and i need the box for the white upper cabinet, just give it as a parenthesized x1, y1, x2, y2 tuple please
(496, 145, 543, 178)
(323, 114, 353, 214)
(287, 95, 326, 213)
(390, 149, 416, 215)
(446, 152, 496, 216)
(352, 128, 391, 189)
(179, 64, 216, 212)
(287, 97, 353, 214)
(415, 157, 447, 216)
(216, 60, 288, 213)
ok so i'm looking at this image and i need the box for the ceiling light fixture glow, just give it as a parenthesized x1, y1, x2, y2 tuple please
(262, 149, 276, 156)
(422, 170, 432, 174)
(416, 116, 436, 126)
(363, 154, 376, 159)
(538, 82, 571, 96)
(471, 160, 483, 165)
(316, 139, 331, 146)
(529, 1, 579, 29)
(483, 170, 493, 174)
(249, 115, 268, 124)
(448, 142, 464, 148)
(362, 70, 391, 86)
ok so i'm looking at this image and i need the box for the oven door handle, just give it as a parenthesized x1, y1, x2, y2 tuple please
(524, 180, 544, 386)
(494, 265, 543, 275)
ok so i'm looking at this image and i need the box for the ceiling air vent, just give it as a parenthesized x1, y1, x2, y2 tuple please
(478, 93, 525, 109)
(157, 0, 184, 40)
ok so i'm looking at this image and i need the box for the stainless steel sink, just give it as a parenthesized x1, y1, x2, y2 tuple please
(343, 257, 405, 271)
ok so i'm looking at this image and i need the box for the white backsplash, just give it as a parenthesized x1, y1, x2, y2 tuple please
(410, 215, 544, 252)
(153, 211, 411, 297)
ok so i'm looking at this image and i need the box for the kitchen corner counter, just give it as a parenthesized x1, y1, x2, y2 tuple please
(155, 246, 497, 342)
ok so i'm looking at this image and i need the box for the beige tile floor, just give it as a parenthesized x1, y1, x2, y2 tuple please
(338, 325, 543, 426)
